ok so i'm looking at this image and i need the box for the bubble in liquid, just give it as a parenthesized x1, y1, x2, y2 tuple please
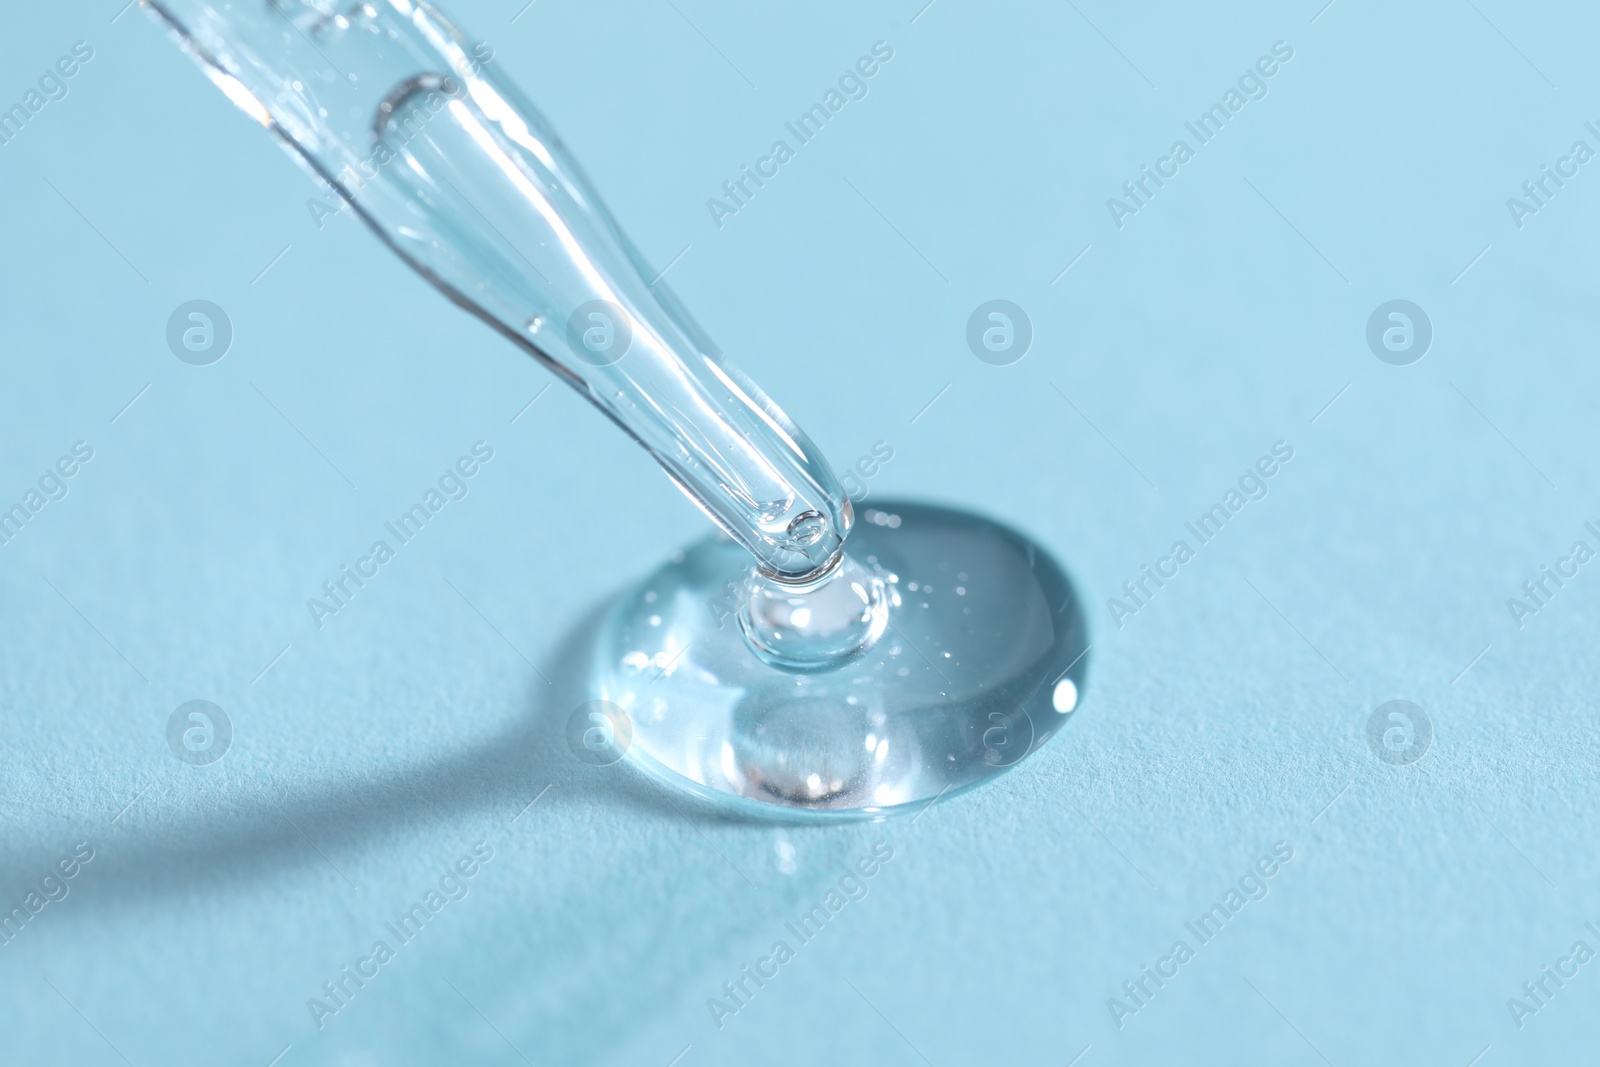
(785, 510, 828, 547)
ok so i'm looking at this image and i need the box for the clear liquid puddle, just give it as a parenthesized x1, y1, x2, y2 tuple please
(594, 501, 1089, 818)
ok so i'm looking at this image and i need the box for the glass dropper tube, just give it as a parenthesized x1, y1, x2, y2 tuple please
(147, 0, 851, 584)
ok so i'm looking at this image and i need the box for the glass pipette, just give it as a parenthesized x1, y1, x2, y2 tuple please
(148, 0, 849, 584)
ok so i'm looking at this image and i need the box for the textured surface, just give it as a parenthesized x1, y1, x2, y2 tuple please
(1, 1, 1597, 1064)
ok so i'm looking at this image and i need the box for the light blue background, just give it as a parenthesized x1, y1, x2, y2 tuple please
(2, 1, 1597, 1064)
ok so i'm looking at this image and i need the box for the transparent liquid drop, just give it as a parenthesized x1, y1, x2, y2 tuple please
(738, 554, 890, 672)
(595, 502, 1088, 818)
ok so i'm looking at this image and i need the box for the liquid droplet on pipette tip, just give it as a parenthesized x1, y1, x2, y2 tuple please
(525, 315, 543, 334)
(738, 554, 889, 672)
